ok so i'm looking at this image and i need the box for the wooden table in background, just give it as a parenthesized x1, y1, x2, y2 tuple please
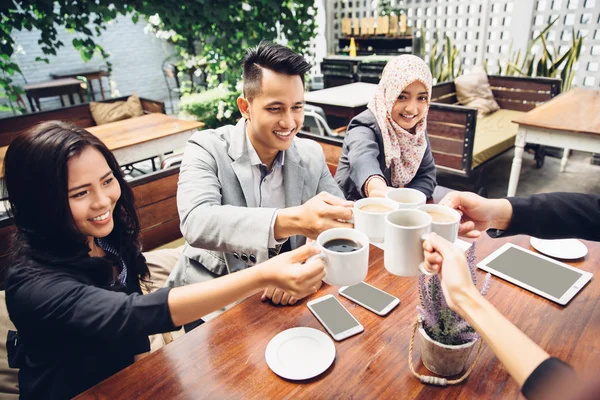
(77, 234, 600, 399)
(23, 78, 85, 112)
(508, 88, 600, 196)
(51, 69, 110, 101)
(305, 82, 378, 124)
(0, 113, 204, 183)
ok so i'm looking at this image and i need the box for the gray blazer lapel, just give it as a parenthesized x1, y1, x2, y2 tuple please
(229, 119, 257, 208)
(283, 141, 306, 209)
(283, 142, 307, 250)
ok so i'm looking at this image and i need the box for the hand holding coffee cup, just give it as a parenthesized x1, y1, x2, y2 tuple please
(307, 228, 369, 286)
(417, 204, 461, 243)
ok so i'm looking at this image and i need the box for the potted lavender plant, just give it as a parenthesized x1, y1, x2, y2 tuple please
(415, 242, 491, 377)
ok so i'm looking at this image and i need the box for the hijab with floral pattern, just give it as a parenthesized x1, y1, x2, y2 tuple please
(367, 55, 433, 188)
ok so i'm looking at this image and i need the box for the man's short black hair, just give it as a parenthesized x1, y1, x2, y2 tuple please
(242, 41, 312, 100)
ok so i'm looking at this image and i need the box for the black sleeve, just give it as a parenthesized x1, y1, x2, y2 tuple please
(9, 272, 178, 341)
(405, 134, 437, 198)
(490, 193, 600, 241)
(522, 357, 577, 399)
(344, 125, 387, 196)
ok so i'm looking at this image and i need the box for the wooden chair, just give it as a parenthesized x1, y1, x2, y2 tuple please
(428, 75, 561, 196)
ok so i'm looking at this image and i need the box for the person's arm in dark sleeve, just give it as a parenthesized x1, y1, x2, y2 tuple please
(522, 357, 578, 400)
(405, 134, 437, 198)
(493, 193, 600, 241)
(345, 126, 388, 196)
(11, 273, 177, 341)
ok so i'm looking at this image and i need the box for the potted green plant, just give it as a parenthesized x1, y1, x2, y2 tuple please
(410, 242, 491, 382)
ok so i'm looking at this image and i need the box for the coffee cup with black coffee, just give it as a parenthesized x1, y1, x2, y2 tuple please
(309, 228, 369, 286)
(354, 198, 398, 243)
(417, 204, 461, 243)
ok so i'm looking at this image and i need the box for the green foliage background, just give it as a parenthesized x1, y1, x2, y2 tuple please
(0, 0, 318, 113)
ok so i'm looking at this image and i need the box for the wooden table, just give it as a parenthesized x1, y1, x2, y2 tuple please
(507, 88, 600, 196)
(305, 82, 378, 124)
(78, 234, 600, 399)
(23, 78, 84, 112)
(51, 68, 110, 101)
(0, 113, 204, 182)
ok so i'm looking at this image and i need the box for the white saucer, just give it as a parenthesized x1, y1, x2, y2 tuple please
(265, 327, 335, 380)
(530, 237, 588, 260)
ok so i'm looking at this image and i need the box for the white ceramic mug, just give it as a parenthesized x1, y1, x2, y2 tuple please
(309, 228, 369, 286)
(384, 209, 433, 277)
(417, 204, 461, 243)
(353, 197, 399, 243)
(385, 188, 427, 209)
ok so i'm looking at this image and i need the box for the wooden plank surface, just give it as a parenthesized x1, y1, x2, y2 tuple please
(78, 233, 600, 399)
(86, 113, 204, 151)
(511, 88, 600, 135)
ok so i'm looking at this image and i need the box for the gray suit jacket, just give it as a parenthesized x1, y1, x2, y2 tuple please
(170, 119, 344, 285)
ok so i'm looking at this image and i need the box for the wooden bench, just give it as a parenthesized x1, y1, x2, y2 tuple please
(428, 75, 561, 196)
(0, 166, 181, 288)
(0, 96, 165, 147)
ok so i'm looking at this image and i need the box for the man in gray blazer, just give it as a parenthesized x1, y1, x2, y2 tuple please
(166, 42, 352, 308)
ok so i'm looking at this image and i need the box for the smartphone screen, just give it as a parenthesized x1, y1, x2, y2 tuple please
(341, 282, 397, 313)
(309, 296, 360, 336)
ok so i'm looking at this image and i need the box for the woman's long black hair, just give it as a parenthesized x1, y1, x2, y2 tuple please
(3, 121, 150, 281)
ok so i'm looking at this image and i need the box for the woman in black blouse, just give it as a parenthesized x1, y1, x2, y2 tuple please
(2, 121, 325, 399)
(422, 190, 600, 399)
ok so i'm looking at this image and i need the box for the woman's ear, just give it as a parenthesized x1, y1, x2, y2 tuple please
(237, 96, 250, 120)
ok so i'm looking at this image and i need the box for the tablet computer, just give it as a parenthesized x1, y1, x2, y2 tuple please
(477, 243, 592, 305)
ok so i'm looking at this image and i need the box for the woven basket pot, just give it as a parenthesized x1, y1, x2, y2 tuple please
(418, 326, 478, 377)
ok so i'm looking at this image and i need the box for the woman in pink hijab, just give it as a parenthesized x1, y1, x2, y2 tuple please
(335, 55, 437, 200)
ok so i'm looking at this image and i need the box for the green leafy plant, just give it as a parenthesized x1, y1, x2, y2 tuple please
(178, 87, 241, 129)
(419, 28, 464, 84)
(142, 0, 318, 91)
(1, 0, 318, 115)
(490, 17, 584, 92)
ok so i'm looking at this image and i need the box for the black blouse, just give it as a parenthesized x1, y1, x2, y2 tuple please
(5, 254, 177, 399)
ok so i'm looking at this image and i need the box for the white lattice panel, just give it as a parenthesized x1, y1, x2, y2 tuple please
(327, 0, 600, 89)
(531, 0, 600, 88)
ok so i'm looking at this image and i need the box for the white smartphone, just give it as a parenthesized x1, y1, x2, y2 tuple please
(477, 243, 593, 305)
(339, 282, 400, 316)
(307, 294, 364, 341)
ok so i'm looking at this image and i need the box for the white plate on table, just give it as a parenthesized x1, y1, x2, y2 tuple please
(265, 327, 335, 380)
(530, 237, 588, 260)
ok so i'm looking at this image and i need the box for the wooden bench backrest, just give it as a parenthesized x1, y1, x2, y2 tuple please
(428, 75, 561, 175)
(0, 96, 166, 147)
(0, 166, 181, 287)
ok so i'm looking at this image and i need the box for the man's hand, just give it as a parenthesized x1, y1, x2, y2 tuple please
(439, 191, 513, 238)
(275, 192, 354, 240)
(262, 280, 323, 306)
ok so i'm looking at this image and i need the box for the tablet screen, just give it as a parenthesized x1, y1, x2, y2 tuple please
(485, 246, 583, 298)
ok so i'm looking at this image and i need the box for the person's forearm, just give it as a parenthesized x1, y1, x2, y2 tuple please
(167, 264, 271, 326)
(488, 198, 514, 231)
(456, 289, 550, 387)
(273, 206, 303, 240)
(366, 175, 387, 197)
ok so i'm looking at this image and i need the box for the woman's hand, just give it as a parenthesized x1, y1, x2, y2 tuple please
(422, 232, 478, 314)
(261, 244, 326, 300)
(366, 175, 392, 198)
